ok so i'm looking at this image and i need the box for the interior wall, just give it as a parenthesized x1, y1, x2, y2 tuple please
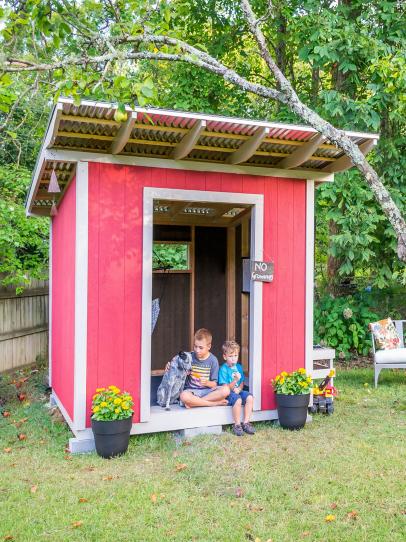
(194, 227, 227, 361)
(151, 225, 191, 370)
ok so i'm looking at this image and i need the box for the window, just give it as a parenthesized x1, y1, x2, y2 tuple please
(152, 242, 190, 271)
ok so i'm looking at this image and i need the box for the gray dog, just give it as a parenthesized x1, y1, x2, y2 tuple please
(156, 351, 192, 410)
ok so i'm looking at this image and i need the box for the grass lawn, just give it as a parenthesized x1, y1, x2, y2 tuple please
(1, 364, 405, 542)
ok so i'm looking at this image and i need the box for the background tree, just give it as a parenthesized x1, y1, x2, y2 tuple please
(0, 0, 405, 351)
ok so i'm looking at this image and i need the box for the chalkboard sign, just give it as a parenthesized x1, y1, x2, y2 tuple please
(250, 261, 274, 282)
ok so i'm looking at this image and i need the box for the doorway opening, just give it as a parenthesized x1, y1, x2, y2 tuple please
(141, 188, 264, 422)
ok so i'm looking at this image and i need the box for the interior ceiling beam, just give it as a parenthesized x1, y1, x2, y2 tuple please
(226, 127, 270, 164)
(278, 134, 325, 169)
(323, 140, 377, 173)
(110, 111, 137, 154)
(171, 120, 206, 160)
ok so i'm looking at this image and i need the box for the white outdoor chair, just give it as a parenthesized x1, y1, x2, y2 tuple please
(371, 319, 406, 387)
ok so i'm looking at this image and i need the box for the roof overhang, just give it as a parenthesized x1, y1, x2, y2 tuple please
(26, 98, 379, 216)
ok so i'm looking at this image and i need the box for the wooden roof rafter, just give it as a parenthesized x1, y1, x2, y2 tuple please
(25, 98, 380, 217)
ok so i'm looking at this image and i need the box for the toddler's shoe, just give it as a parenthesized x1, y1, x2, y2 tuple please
(241, 422, 255, 435)
(232, 424, 244, 436)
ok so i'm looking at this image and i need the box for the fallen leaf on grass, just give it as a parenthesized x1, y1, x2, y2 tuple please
(2, 411, 11, 418)
(301, 532, 310, 538)
(325, 514, 336, 522)
(182, 440, 192, 446)
(30, 485, 38, 494)
(4, 535, 14, 540)
(83, 465, 95, 472)
(3, 448, 12, 453)
(71, 521, 83, 528)
(347, 511, 358, 520)
(235, 487, 244, 498)
(17, 393, 26, 402)
(175, 463, 187, 472)
(102, 475, 113, 481)
(246, 503, 264, 512)
(330, 502, 338, 509)
(64, 455, 73, 461)
(151, 493, 157, 503)
(78, 498, 88, 503)
(14, 418, 28, 427)
(17, 434, 27, 441)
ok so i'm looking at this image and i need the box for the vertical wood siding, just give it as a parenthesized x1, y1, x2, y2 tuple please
(86, 164, 306, 425)
(51, 177, 76, 420)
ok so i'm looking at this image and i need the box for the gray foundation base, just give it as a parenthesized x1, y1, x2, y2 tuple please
(49, 394, 57, 407)
(69, 437, 96, 454)
(177, 425, 223, 438)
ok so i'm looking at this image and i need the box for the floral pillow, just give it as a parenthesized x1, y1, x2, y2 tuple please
(369, 318, 400, 350)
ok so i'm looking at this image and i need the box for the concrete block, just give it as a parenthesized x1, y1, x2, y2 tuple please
(179, 425, 223, 438)
(49, 394, 57, 407)
(69, 437, 96, 454)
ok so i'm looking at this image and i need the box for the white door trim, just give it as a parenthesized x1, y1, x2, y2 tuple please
(140, 187, 264, 421)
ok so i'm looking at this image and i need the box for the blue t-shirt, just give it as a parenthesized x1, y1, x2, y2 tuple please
(218, 363, 245, 388)
(184, 352, 219, 390)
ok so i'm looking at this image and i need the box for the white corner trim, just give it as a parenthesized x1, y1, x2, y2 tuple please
(74, 162, 88, 431)
(51, 391, 75, 433)
(141, 187, 264, 421)
(48, 221, 53, 387)
(305, 180, 315, 376)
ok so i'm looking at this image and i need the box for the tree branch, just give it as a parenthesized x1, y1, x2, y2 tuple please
(240, 0, 406, 260)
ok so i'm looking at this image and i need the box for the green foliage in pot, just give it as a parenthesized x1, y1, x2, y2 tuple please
(272, 369, 312, 395)
(91, 386, 134, 421)
(314, 295, 379, 358)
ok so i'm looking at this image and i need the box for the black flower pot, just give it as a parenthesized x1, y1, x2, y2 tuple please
(91, 416, 133, 458)
(276, 393, 310, 430)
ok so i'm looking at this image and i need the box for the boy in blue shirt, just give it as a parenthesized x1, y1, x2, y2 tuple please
(218, 340, 255, 436)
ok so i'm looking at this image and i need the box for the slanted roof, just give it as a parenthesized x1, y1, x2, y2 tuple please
(26, 98, 379, 216)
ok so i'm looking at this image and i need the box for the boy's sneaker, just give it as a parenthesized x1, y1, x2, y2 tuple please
(241, 422, 255, 435)
(232, 424, 244, 436)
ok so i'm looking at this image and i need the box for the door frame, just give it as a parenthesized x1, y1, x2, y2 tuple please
(140, 187, 264, 422)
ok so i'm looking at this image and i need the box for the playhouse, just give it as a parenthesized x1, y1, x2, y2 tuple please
(25, 98, 378, 451)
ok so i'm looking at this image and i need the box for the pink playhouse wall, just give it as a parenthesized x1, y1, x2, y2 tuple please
(51, 176, 76, 421)
(85, 163, 307, 426)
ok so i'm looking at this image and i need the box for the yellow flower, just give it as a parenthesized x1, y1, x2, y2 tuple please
(109, 385, 120, 393)
(93, 406, 100, 413)
(306, 377, 312, 383)
(96, 387, 105, 392)
(115, 408, 121, 414)
(100, 401, 107, 407)
(114, 398, 122, 405)
(279, 377, 285, 384)
(122, 403, 129, 410)
(298, 368, 306, 374)
(92, 394, 98, 400)
(329, 369, 335, 377)
(275, 375, 280, 381)
(281, 371, 288, 377)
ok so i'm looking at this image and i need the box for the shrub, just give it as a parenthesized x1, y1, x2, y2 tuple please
(314, 295, 379, 358)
